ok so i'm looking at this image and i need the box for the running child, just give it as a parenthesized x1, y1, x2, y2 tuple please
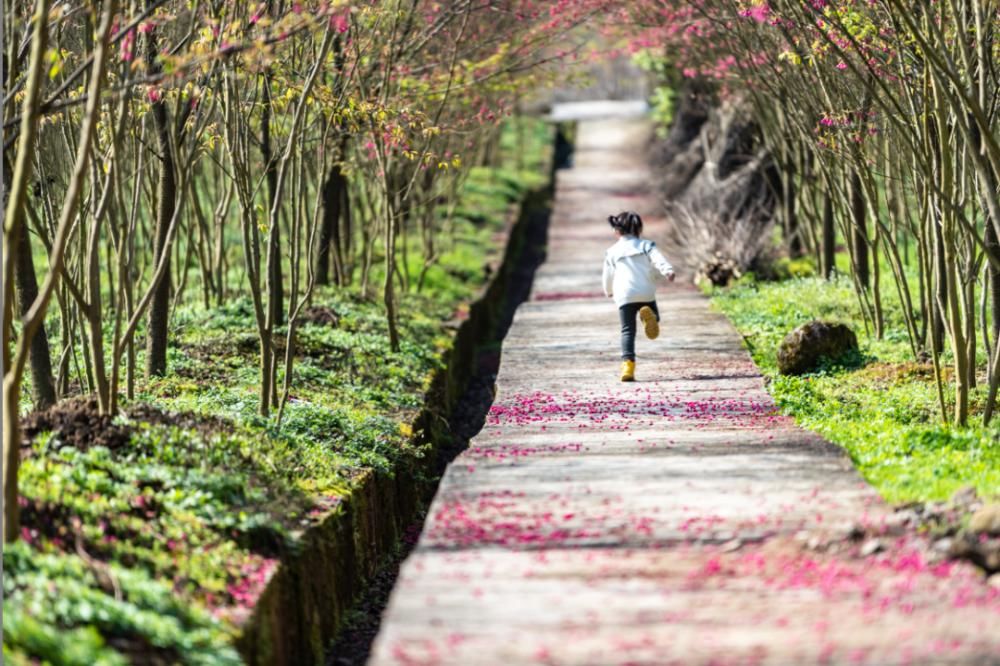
(602, 211, 675, 382)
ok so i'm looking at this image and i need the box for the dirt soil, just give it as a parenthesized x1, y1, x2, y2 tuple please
(21, 397, 233, 453)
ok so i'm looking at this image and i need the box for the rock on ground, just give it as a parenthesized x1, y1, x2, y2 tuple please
(777, 320, 859, 376)
(970, 504, 1000, 536)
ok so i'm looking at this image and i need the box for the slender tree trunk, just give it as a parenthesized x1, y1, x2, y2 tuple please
(261, 76, 283, 326)
(785, 166, 802, 258)
(964, 255, 976, 390)
(340, 171, 353, 284)
(975, 121, 1000, 419)
(86, 229, 111, 412)
(983, 194, 1000, 344)
(850, 171, 869, 290)
(57, 296, 72, 396)
(317, 167, 345, 286)
(869, 197, 884, 339)
(383, 185, 400, 351)
(821, 191, 835, 279)
(144, 19, 175, 378)
(4, 0, 52, 543)
(76, 302, 95, 393)
(259, 330, 274, 416)
(359, 178, 375, 299)
(932, 209, 947, 356)
(213, 181, 231, 307)
(190, 185, 215, 307)
(944, 237, 969, 425)
(983, 217, 1000, 423)
(124, 135, 142, 399)
(916, 222, 930, 349)
(12, 209, 56, 409)
(262, 23, 333, 411)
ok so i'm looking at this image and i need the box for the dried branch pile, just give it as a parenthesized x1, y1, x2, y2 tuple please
(654, 87, 776, 285)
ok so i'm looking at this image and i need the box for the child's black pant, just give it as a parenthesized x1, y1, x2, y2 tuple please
(619, 301, 659, 361)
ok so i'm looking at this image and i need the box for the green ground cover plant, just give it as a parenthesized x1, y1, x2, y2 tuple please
(4, 119, 552, 664)
(711, 273, 1000, 505)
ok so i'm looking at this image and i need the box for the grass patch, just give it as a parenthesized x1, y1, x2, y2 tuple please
(711, 274, 1000, 504)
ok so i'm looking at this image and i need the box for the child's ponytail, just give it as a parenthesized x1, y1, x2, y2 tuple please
(608, 211, 644, 237)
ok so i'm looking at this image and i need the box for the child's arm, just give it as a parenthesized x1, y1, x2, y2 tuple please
(602, 254, 614, 297)
(647, 243, 676, 281)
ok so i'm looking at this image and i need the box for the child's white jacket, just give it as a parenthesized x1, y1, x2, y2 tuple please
(602, 236, 675, 306)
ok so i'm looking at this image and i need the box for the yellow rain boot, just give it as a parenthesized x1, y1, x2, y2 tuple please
(620, 360, 635, 382)
(639, 306, 660, 340)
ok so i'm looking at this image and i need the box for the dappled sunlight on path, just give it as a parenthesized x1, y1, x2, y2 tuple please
(369, 113, 1000, 665)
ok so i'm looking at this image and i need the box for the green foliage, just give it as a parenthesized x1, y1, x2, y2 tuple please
(3, 542, 240, 665)
(18, 424, 304, 604)
(632, 50, 676, 133)
(770, 256, 817, 281)
(712, 276, 1000, 503)
(647, 86, 676, 133)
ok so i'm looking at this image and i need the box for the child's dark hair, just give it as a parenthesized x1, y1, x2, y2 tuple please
(608, 211, 643, 237)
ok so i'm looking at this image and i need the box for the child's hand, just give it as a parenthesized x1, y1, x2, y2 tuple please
(667, 271, 676, 282)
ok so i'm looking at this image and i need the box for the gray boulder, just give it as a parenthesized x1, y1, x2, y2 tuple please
(970, 504, 1000, 536)
(777, 321, 858, 375)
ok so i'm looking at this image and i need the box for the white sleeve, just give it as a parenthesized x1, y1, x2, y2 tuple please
(602, 255, 614, 297)
(647, 243, 675, 277)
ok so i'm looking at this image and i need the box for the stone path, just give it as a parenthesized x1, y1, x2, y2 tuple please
(369, 116, 1000, 665)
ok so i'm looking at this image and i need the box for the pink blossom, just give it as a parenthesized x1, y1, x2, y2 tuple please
(120, 30, 135, 62)
(331, 13, 349, 33)
(739, 3, 770, 23)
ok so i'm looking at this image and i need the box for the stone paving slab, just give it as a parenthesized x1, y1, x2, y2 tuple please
(369, 116, 1000, 665)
